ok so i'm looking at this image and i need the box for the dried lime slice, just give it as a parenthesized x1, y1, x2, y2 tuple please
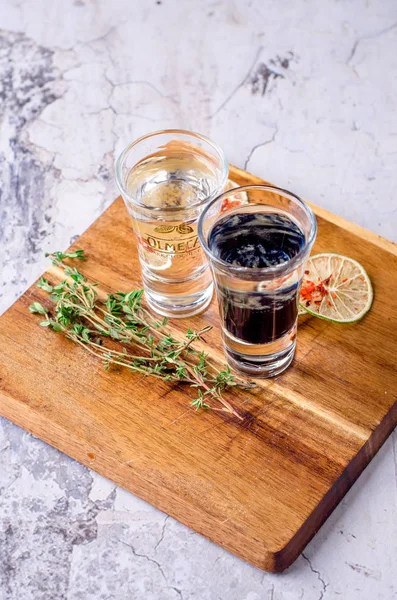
(299, 253, 373, 323)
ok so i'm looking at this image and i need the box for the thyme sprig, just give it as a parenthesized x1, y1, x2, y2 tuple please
(30, 250, 254, 419)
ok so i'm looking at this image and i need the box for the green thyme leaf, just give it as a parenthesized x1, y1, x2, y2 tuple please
(46, 249, 86, 262)
(37, 277, 53, 293)
(29, 302, 48, 315)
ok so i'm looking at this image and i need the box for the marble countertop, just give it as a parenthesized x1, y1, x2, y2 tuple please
(1, 1, 396, 598)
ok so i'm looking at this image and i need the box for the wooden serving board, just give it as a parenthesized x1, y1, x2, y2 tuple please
(1, 166, 396, 572)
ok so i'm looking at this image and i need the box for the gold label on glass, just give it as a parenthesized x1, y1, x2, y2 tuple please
(134, 221, 203, 263)
(145, 234, 200, 255)
(153, 224, 194, 235)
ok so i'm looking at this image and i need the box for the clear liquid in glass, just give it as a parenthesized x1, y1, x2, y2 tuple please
(123, 150, 222, 316)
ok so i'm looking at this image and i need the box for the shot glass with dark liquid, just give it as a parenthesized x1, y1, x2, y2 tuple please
(198, 185, 317, 377)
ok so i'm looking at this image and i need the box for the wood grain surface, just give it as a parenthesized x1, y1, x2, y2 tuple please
(0, 166, 396, 572)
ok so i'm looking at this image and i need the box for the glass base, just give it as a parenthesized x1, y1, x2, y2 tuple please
(145, 282, 214, 318)
(224, 340, 296, 378)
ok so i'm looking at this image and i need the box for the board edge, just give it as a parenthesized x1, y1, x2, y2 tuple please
(271, 400, 397, 572)
(0, 386, 278, 573)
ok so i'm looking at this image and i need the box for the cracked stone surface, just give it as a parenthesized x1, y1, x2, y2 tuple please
(1, 1, 397, 598)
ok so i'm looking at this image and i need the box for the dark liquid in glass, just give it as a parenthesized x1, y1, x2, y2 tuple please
(208, 212, 305, 344)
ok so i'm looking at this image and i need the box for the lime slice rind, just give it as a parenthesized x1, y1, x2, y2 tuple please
(299, 253, 373, 324)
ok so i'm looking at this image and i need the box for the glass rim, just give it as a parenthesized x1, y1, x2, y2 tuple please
(115, 128, 229, 212)
(198, 184, 317, 276)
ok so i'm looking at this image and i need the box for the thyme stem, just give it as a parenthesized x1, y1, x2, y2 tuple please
(30, 250, 255, 419)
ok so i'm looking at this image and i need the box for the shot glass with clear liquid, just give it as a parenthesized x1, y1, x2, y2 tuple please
(198, 185, 317, 377)
(116, 130, 228, 317)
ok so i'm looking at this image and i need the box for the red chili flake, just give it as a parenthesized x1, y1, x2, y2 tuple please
(221, 198, 231, 212)
(327, 301, 332, 307)
(342, 278, 348, 283)
(301, 278, 331, 304)
(88, 452, 95, 460)
(322, 275, 332, 285)
(360, 276, 365, 282)
(305, 270, 309, 275)
(300, 281, 315, 301)
(305, 301, 311, 307)
(331, 292, 337, 299)
(221, 198, 243, 213)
